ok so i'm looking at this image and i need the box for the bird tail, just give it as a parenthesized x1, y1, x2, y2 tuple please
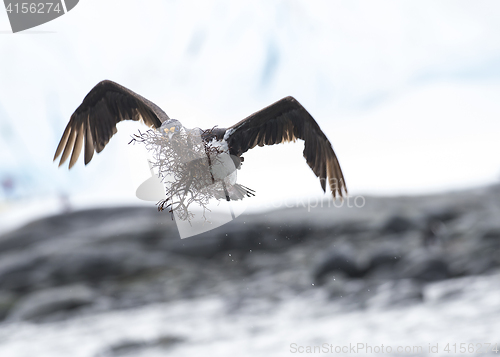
(215, 183, 255, 201)
(233, 184, 255, 199)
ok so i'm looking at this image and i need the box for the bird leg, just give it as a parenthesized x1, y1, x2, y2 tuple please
(222, 181, 235, 220)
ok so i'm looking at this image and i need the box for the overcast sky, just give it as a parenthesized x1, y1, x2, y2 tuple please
(1, 0, 500, 214)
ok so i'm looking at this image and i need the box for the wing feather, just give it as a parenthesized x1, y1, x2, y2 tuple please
(226, 96, 347, 198)
(53, 123, 71, 161)
(59, 125, 77, 168)
(84, 115, 94, 165)
(69, 122, 84, 169)
(54, 80, 170, 168)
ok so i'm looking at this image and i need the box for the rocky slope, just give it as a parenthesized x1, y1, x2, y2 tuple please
(0, 185, 498, 327)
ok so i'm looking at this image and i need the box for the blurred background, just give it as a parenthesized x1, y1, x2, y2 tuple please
(0, 1, 499, 356)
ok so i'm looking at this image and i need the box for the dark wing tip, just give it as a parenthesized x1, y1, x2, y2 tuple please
(327, 159, 347, 200)
(53, 123, 71, 162)
(68, 123, 84, 169)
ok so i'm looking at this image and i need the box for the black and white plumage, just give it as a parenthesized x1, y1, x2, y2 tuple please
(54, 80, 347, 198)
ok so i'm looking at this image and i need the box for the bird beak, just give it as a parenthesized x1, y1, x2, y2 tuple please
(163, 127, 175, 139)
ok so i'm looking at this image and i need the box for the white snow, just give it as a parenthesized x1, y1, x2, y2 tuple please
(0, 273, 498, 357)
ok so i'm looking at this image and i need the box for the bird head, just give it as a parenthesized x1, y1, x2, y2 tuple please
(160, 119, 183, 139)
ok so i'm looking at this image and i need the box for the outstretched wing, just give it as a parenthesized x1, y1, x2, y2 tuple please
(225, 96, 347, 198)
(53, 80, 170, 169)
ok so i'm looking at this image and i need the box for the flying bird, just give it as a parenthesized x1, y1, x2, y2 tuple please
(53, 80, 347, 199)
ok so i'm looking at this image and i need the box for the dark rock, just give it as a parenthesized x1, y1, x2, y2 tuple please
(0, 252, 47, 291)
(257, 230, 296, 250)
(365, 247, 404, 279)
(426, 208, 460, 223)
(334, 221, 372, 235)
(99, 335, 184, 356)
(482, 229, 500, 243)
(449, 248, 499, 276)
(421, 219, 448, 247)
(381, 215, 416, 234)
(0, 241, 173, 293)
(225, 224, 309, 251)
(40, 244, 169, 285)
(164, 232, 226, 258)
(313, 248, 364, 284)
(8, 284, 94, 321)
(0, 291, 17, 320)
(398, 253, 450, 282)
(0, 207, 164, 254)
(101, 340, 148, 356)
(163, 223, 305, 258)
